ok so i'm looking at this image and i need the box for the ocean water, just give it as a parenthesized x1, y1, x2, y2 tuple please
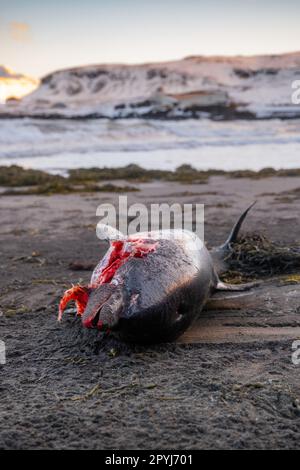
(0, 117, 300, 174)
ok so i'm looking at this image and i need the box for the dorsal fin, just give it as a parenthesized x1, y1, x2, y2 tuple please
(210, 202, 256, 274)
(220, 201, 256, 252)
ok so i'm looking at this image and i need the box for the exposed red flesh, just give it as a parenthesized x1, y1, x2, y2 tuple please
(58, 238, 157, 324)
(91, 239, 158, 287)
(58, 285, 90, 321)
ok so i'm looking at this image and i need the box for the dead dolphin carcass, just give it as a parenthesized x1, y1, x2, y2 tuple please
(59, 204, 256, 343)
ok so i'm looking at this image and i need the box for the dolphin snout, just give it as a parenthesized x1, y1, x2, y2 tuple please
(81, 285, 124, 330)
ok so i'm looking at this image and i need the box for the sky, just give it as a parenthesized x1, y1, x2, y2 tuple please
(1, 0, 300, 78)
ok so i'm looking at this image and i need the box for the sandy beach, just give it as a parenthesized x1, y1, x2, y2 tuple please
(1, 0, 300, 453)
(0, 174, 300, 449)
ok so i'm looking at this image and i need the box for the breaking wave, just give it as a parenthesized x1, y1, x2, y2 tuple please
(0, 117, 300, 173)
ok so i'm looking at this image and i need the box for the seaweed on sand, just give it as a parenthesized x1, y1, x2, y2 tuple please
(0, 165, 63, 187)
(68, 165, 300, 184)
(2, 182, 139, 196)
(221, 233, 300, 283)
(1, 165, 300, 192)
(68, 164, 212, 184)
(229, 168, 300, 179)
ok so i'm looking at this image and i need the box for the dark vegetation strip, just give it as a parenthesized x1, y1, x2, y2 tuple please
(1, 164, 300, 195)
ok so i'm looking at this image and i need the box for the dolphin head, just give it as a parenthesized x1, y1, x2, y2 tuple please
(58, 232, 204, 343)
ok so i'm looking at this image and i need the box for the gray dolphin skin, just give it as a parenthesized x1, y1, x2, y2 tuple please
(59, 204, 255, 343)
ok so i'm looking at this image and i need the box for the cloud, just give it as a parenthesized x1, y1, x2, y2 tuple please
(9, 22, 32, 42)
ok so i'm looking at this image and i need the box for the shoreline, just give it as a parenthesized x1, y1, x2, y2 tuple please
(1, 112, 300, 121)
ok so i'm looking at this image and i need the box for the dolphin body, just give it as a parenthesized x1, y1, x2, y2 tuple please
(59, 204, 255, 343)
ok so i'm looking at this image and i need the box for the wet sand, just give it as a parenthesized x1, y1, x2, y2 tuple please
(0, 175, 300, 449)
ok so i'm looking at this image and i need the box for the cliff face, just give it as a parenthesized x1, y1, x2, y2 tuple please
(2, 52, 300, 119)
